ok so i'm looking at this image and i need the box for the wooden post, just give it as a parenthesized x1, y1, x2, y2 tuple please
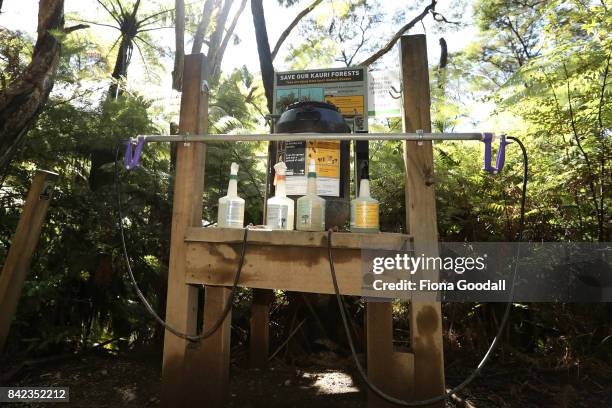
(198, 286, 233, 406)
(249, 288, 273, 368)
(0, 170, 59, 352)
(161, 54, 228, 407)
(367, 302, 413, 408)
(401, 34, 445, 407)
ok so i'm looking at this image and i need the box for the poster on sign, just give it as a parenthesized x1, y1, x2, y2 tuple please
(273, 67, 368, 196)
(367, 70, 402, 119)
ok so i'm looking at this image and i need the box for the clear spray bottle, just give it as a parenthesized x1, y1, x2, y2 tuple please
(217, 162, 245, 228)
(296, 159, 326, 231)
(266, 161, 295, 230)
(350, 161, 379, 232)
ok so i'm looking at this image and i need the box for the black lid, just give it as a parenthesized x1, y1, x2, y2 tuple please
(276, 100, 351, 133)
(285, 100, 340, 112)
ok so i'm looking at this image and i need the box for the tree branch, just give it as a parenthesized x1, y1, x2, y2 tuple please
(597, 51, 611, 135)
(211, 0, 247, 80)
(358, 0, 437, 67)
(271, 0, 323, 61)
(431, 10, 459, 25)
(137, 7, 174, 27)
(192, 0, 217, 54)
(502, 17, 533, 60)
(345, 13, 368, 67)
(563, 62, 602, 238)
(208, 0, 234, 75)
(96, 0, 122, 26)
(64, 23, 89, 33)
(72, 19, 119, 31)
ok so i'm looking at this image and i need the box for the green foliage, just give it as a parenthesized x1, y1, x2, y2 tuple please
(494, 0, 611, 241)
(206, 67, 267, 225)
(288, 0, 384, 68)
(369, 140, 406, 232)
(1, 93, 165, 354)
(0, 28, 32, 91)
(0, 54, 264, 354)
(469, 0, 547, 89)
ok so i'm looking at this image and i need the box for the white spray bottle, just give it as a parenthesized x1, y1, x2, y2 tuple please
(266, 162, 294, 230)
(296, 159, 326, 231)
(217, 162, 245, 228)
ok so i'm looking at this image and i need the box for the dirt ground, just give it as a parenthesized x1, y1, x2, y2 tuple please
(3, 350, 612, 407)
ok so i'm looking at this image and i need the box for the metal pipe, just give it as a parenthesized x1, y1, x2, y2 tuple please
(133, 132, 489, 143)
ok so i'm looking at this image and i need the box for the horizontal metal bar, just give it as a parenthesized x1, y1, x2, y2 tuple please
(133, 132, 489, 143)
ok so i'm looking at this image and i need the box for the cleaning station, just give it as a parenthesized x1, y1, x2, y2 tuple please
(120, 35, 520, 408)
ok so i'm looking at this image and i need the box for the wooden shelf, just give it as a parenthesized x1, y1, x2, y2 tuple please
(183, 227, 412, 296)
(185, 227, 412, 250)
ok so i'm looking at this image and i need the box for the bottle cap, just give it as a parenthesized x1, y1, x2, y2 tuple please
(308, 159, 316, 177)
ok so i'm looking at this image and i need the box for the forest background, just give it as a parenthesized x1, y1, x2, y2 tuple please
(0, 0, 610, 394)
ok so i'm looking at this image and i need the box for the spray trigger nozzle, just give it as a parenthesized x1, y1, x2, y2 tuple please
(273, 162, 287, 185)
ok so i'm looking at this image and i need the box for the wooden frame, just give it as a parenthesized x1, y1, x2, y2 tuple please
(0, 170, 59, 352)
(161, 34, 444, 408)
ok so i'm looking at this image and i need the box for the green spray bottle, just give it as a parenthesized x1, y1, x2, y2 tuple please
(296, 159, 326, 231)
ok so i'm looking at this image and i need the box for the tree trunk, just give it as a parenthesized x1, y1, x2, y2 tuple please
(108, 37, 133, 99)
(192, 0, 217, 54)
(250, 0, 274, 114)
(172, 0, 185, 91)
(0, 0, 64, 171)
(88, 35, 134, 190)
(210, 0, 247, 81)
(251, 0, 278, 225)
(208, 0, 233, 75)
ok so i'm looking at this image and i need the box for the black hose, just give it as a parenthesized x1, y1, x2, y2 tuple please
(327, 135, 528, 405)
(113, 143, 248, 342)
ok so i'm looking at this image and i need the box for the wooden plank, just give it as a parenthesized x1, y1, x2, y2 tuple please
(401, 34, 445, 407)
(161, 53, 210, 407)
(0, 170, 58, 352)
(249, 288, 273, 368)
(185, 227, 412, 250)
(185, 243, 364, 295)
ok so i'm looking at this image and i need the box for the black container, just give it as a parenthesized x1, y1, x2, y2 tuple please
(275, 101, 351, 229)
(276, 101, 351, 133)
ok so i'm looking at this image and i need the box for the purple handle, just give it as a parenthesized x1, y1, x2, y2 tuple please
(483, 133, 509, 173)
(124, 136, 146, 170)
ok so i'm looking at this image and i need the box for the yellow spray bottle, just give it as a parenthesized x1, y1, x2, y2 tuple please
(350, 161, 379, 232)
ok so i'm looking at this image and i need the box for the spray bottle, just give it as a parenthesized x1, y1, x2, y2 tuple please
(296, 159, 326, 231)
(217, 162, 245, 228)
(350, 161, 379, 232)
(266, 161, 294, 230)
